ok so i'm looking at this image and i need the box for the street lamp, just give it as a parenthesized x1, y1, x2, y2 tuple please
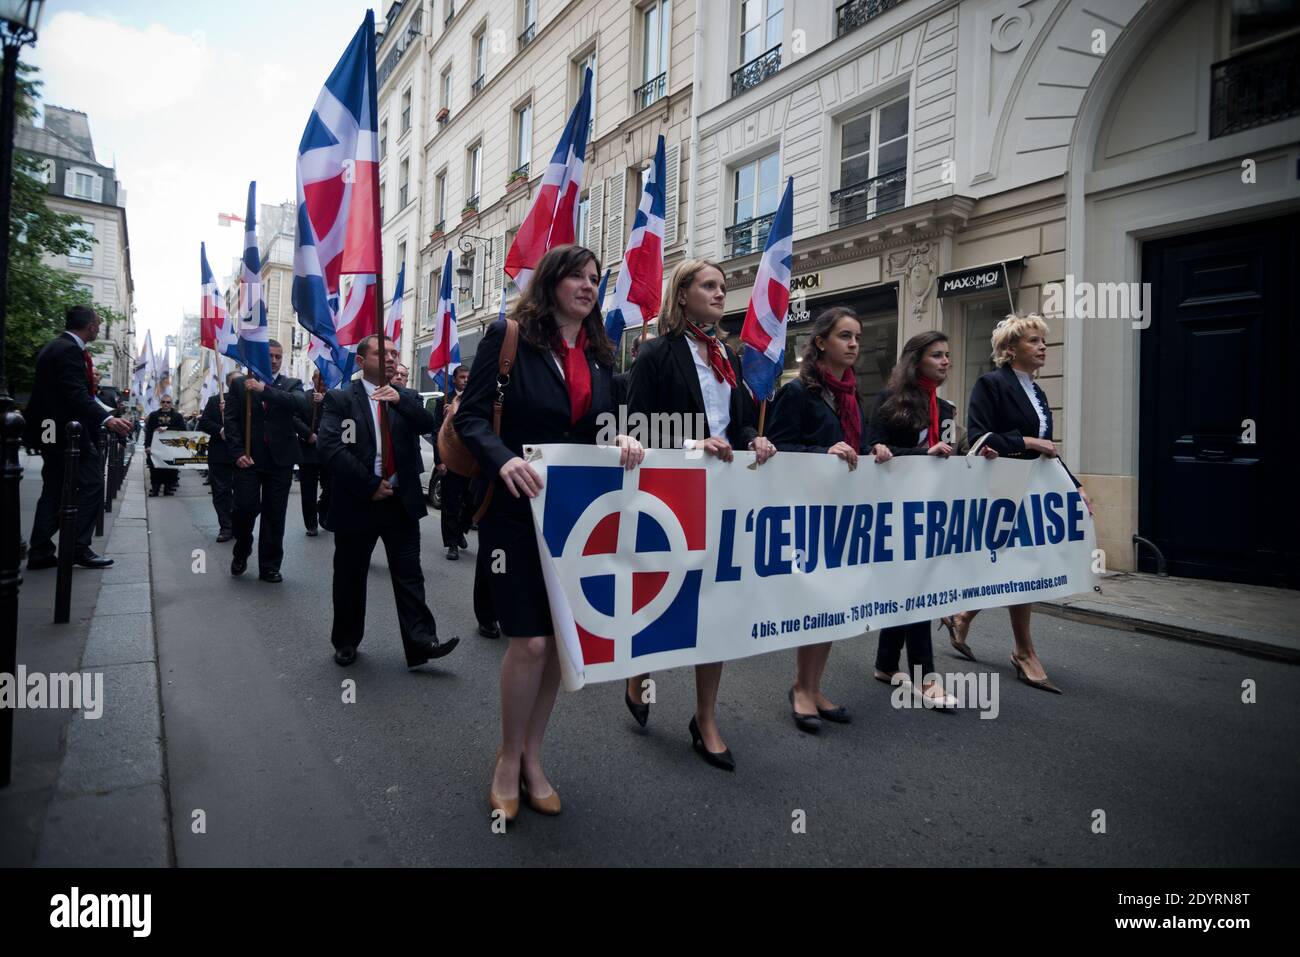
(455, 232, 493, 309)
(0, 0, 45, 788)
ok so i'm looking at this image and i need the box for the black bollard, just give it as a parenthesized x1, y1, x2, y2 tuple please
(96, 427, 108, 533)
(53, 421, 82, 625)
(0, 408, 26, 787)
(110, 433, 124, 502)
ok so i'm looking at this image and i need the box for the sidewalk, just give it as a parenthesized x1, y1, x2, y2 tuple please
(1037, 570, 1300, 662)
(0, 444, 171, 866)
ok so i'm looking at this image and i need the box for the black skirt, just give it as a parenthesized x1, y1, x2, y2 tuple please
(477, 485, 554, 638)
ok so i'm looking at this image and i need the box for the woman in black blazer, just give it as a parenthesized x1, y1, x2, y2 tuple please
(945, 314, 1091, 693)
(768, 307, 893, 732)
(621, 258, 776, 771)
(456, 245, 644, 823)
(865, 330, 998, 708)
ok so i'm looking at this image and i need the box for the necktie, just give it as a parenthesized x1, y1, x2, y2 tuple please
(83, 350, 96, 395)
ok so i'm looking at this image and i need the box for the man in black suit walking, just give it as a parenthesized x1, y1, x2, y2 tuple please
(317, 334, 459, 669)
(294, 368, 330, 537)
(144, 395, 187, 495)
(222, 340, 309, 582)
(198, 371, 238, 541)
(24, 305, 133, 570)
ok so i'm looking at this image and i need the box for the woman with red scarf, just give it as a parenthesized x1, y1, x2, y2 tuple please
(768, 308, 894, 731)
(622, 259, 777, 770)
(456, 245, 644, 824)
(865, 331, 997, 708)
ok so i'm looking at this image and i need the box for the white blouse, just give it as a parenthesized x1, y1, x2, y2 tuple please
(690, 341, 732, 442)
(1013, 369, 1049, 439)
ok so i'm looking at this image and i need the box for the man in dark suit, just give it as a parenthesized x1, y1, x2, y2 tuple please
(24, 305, 133, 570)
(223, 339, 309, 582)
(317, 334, 459, 669)
(294, 368, 330, 537)
(431, 364, 470, 560)
(198, 372, 238, 541)
(144, 395, 187, 495)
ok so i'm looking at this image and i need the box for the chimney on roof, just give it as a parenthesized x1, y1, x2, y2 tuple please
(43, 106, 96, 162)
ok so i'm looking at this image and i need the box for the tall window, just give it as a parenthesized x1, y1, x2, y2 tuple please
(380, 177, 387, 222)
(434, 171, 447, 228)
(67, 168, 101, 202)
(380, 119, 388, 159)
(519, 0, 537, 47)
(514, 101, 532, 171)
(472, 29, 487, 90)
(400, 88, 412, 132)
(573, 48, 598, 141)
(467, 143, 482, 202)
(728, 152, 779, 256)
(427, 268, 440, 330)
(68, 220, 94, 267)
(837, 95, 908, 223)
(396, 241, 407, 287)
(1227, 0, 1300, 54)
(578, 193, 591, 247)
(441, 65, 453, 112)
(642, 0, 671, 86)
(740, 0, 782, 65)
(399, 158, 410, 208)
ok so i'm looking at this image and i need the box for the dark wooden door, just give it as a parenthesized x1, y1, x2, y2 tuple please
(1139, 214, 1299, 587)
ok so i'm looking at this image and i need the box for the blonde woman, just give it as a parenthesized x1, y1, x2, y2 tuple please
(621, 259, 777, 770)
(942, 314, 1092, 693)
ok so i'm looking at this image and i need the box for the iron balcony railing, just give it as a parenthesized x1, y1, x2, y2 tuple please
(377, 5, 424, 88)
(511, 162, 530, 180)
(635, 72, 667, 111)
(444, 3, 454, 27)
(829, 167, 907, 228)
(518, 22, 536, 51)
(725, 212, 775, 259)
(1210, 32, 1300, 138)
(471, 74, 484, 96)
(835, 0, 904, 38)
(433, 219, 445, 234)
(731, 44, 781, 97)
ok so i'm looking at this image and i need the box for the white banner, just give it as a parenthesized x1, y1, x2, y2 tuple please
(527, 445, 1097, 692)
(148, 430, 210, 470)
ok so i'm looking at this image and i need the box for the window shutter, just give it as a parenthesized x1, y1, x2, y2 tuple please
(64, 168, 75, 197)
(587, 180, 604, 261)
(605, 171, 626, 264)
(664, 142, 681, 249)
(92, 175, 104, 204)
(492, 233, 505, 301)
(472, 247, 485, 308)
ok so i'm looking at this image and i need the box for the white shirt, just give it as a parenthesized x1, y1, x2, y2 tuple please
(690, 340, 732, 442)
(1014, 369, 1049, 438)
(361, 378, 396, 482)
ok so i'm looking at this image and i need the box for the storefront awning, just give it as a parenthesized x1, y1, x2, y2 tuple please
(935, 258, 1026, 299)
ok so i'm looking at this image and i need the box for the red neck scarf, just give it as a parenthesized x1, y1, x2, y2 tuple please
(916, 376, 941, 448)
(818, 364, 861, 452)
(553, 328, 592, 426)
(685, 322, 737, 388)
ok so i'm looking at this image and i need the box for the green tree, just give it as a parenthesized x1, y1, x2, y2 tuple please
(4, 61, 102, 396)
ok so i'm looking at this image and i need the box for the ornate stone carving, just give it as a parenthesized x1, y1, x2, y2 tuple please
(888, 242, 934, 322)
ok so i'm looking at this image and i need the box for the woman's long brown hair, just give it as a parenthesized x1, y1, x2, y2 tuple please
(877, 330, 949, 430)
(796, 307, 860, 394)
(510, 244, 615, 366)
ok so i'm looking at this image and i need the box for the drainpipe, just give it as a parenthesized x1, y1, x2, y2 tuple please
(685, 7, 703, 259)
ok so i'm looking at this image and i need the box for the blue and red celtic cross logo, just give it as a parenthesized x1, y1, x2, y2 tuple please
(541, 466, 706, 666)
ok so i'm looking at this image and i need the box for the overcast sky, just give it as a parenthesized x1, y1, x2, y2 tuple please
(27, 0, 386, 352)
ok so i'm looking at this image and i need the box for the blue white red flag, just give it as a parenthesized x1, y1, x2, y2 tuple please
(308, 333, 352, 389)
(237, 182, 274, 383)
(199, 242, 237, 361)
(385, 261, 405, 345)
(740, 176, 795, 402)
(604, 135, 666, 345)
(596, 267, 611, 311)
(503, 67, 593, 293)
(427, 250, 460, 382)
(293, 9, 382, 370)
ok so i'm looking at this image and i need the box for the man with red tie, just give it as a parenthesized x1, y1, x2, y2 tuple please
(23, 305, 133, 570)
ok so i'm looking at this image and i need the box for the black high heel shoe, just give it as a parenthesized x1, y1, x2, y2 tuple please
(688, 716, 735, 771)
(788, 687, 821, 734)
(624, 682, 649, 727)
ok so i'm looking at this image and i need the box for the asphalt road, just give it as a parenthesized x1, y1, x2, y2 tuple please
(150, 471, 1300, 867)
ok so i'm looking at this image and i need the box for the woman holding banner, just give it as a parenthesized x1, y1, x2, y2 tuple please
(866, 330, 999, 709)
(767, 307, 894, 731)
(622, 259, 776, 770)
(456, 245, 644, 823)
(943, 314, 1091, 693)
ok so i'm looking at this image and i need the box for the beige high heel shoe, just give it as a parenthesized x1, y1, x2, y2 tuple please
(489, 750, 520, 822)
